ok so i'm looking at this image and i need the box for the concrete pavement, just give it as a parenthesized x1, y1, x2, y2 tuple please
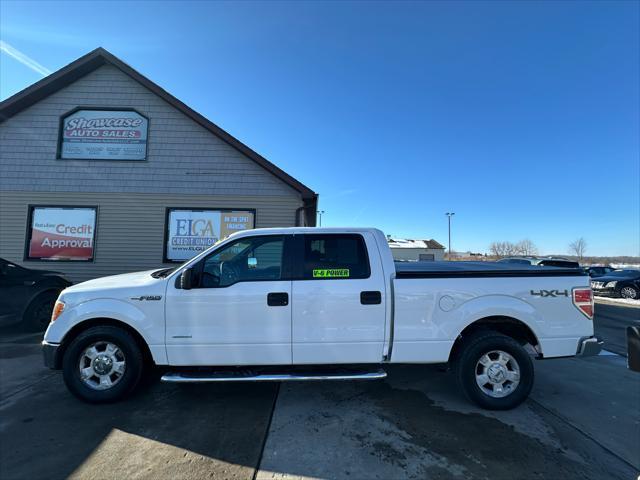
(0, 331, 278, 480)
(1, 329, 638, 480)
(257, 361, 638, 480)
(594, 301, 640, 356)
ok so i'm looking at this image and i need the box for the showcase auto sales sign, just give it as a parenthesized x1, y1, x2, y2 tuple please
(60, 109, 148, 160)
(28, 208, 96, 261)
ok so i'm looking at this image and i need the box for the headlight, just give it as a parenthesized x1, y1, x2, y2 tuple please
(51, 300, 65, 322)
(605, 281, 618, 288)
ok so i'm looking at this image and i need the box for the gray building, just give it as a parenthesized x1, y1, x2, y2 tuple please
(0, 48, 317, 282)
(388, 238, 446, 262)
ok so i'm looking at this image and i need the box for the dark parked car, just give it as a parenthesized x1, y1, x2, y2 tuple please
(497, 257, 580, 268)
(591, 270, 640, 300)
(584, 266, 616, 277)
(0, 258, 72, 331)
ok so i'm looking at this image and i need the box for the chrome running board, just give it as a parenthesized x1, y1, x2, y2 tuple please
(161, 369, 387, 383)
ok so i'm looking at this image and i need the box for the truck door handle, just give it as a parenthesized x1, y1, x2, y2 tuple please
(267, 292, 289, 307)
(360, 291, 382, 305)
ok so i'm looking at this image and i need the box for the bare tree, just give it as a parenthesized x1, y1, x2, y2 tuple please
(490, 239, 538, 258)
(569, 237, 587, 260)
(489, 241, 506, 257)
(489, 241, 519, 257)
(516, 239, 538, 256)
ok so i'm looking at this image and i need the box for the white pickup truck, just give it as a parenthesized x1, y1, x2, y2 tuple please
(43, 228, 601, 409)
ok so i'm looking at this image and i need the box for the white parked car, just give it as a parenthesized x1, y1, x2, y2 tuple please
(43, 228, 600, 410)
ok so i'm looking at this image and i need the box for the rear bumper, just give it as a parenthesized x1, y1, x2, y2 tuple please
(42, 341, 61, 369)
(576, 336, 603, 357)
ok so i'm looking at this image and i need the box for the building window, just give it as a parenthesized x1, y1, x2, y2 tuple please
(25, 206, 97, 261)
(164, 208, 256, 262)
(302, 234, 370, 279)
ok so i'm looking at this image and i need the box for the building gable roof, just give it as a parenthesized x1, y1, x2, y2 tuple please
(388, 238, 445, 250)
(0, 47, 317, 203)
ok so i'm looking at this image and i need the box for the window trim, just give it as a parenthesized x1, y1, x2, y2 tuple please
(190, 234, 290, 289)
(23, 204, 99, 262)
(293, 233, 371, 281)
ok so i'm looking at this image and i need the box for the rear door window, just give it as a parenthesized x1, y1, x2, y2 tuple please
(301, 234, 370, 280)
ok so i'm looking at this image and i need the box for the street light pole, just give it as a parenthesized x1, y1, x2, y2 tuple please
(445, 212, 455, 260)
(317, 210, 325, 227)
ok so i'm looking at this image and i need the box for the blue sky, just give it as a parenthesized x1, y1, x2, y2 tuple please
(1, 1, 638, 256)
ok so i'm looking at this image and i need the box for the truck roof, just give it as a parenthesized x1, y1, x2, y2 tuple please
(229, 227, 384, 236)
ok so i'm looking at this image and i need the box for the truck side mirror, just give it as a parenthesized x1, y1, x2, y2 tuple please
(180, 268, 193, 290)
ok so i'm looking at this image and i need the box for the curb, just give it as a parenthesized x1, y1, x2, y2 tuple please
(594, 297, 640, 309)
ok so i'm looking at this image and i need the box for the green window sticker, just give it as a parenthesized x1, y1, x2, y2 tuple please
(313, 268, 350, 278)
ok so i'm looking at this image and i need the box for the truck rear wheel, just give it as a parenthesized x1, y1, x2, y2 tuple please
(454, 330, 534, 410)
(62, 326, 143, 403)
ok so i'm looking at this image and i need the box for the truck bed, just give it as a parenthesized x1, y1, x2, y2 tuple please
(394, 261, 586, 278)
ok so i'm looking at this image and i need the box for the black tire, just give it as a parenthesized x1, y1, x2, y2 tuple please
(62, 326, 143, 403)
(454, 330, 534, 410)
(22, 291, 59, 332)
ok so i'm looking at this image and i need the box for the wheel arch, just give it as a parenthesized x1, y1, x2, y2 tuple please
(53, 317, 154, 370)
(21, 287, 63, 318)
(447, 315, 541, 364)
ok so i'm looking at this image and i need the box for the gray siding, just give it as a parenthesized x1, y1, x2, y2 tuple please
(0, 64, 301, 198)
(0, 191, 301, 282)
(0, 62, 313, 283)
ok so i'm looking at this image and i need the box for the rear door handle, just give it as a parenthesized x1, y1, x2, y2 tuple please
(267, 292, 289, 307)
(360, 291, 382, 305)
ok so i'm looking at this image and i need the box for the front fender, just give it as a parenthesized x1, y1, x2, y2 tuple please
(44, 298, 164, 355)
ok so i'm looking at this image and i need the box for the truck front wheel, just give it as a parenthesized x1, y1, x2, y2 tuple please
(62, 326, 143, 403)
(455, 331, 534, 410)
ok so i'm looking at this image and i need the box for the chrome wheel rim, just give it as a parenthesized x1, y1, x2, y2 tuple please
(475, 350, 520, 398)
(78, 341, 126, 390)
(620, 287, 637, 299)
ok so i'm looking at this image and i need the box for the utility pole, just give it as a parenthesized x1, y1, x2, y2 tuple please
(317, 210, 325, 227)
(445, 212, 455, 260)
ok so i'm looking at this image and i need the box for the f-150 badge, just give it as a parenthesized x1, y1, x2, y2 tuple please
(130, 295, 162, 301)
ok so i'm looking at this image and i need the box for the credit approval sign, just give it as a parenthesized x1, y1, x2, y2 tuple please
(27, 207, 97, 261)
(165, 209, 255, 261)
(60, 109, 148, 160)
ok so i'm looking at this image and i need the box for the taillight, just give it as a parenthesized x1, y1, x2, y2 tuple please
(572, 288, 593, 319)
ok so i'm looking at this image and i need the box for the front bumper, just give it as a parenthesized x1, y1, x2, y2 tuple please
(42, 341, 61, 369)
(592, 288, 618, 298)
(576, 336, 603, 357)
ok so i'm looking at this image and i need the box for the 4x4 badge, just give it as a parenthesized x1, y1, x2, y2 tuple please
(530, 290, 569, 298)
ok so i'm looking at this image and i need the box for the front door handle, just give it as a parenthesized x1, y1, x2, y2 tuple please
(267, 292, 289, 307)
(360, 291, 382, 305)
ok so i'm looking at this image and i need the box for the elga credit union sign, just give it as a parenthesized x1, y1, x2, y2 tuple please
(27, 207, 97, 261)
(60, 109, 148, 160)
(166, 209, 255, 261)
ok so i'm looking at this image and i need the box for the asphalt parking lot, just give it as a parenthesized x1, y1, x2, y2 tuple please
(1, 305, 638, 480)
